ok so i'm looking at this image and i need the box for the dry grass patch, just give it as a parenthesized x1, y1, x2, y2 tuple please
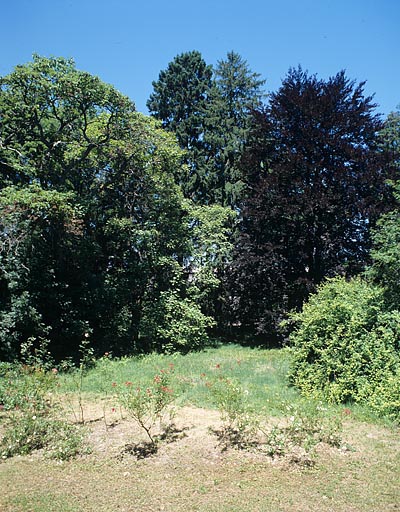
(1, 402, 399, 512)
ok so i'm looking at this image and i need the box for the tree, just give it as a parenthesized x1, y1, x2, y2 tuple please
(368, 181, 400, 310)
(147, 51, 213, 201)
(147, 51, 266, 207)
(204, 51, 266, 207)
(379, 108, 400, 169)
(0, 55, 134, 193)
(227, 67, 393, 341)
(0, 56, 199, 361)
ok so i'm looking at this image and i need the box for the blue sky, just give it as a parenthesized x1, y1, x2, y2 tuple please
(1, 0, 399, 117)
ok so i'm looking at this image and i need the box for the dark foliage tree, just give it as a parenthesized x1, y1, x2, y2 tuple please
(147, 51, 266, 207)
(146, 51, 214, 202)
(227, 67, 394, 341)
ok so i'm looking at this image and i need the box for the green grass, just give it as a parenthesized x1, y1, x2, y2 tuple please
(1, 345, 399, 512)
(57, 345, 300, 413)
(56, 344, 389, 424)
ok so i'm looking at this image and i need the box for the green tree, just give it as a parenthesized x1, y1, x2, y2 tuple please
(0, 185, 85, 360)
(147, 51, 266, 207)
(147, 51, 213, 201)
(0, 55, 134, 192)
(379, 108, 400, 169)
(204, 51, 266, 207)
(0, 56, 197, 360)
(369, 181, 400, 310)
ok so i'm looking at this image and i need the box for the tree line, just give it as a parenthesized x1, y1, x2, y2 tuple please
(0, 52, 399, 361)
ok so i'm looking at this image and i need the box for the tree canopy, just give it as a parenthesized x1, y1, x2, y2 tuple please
(1, 54, 399, 362)
(227, 67, 394, 340)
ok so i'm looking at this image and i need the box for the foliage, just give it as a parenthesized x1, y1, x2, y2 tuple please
(203, 51, 266, 207)
(185, 202, 236, 328)
(368, 181, 400, 309)
(147, 50, 213, 201)
(140, 289, 215, 354)
(0, 54, 134, 190)
(148, 50, 266, 207)
(0, 357, 88, 460)
(379, 108, 400, 169)
(288, 276, 400, 420)
(262, 400, 343, 461)
(0, 414, 88, 461)
(209, 374, 257, 449)
(0, 56, 195, 361)
(227, 67, 393, 340)
(0, 185, 84, 360)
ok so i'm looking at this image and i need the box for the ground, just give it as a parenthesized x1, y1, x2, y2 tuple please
(0, 400, 399, 512)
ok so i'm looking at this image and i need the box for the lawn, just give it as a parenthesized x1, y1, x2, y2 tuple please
(0, 345, 399, 511)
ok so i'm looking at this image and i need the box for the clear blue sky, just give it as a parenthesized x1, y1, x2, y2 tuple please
(1, 0, 399, 117)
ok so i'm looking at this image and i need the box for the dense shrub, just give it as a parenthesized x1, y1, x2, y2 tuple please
(288, 277, 400, 420)
(140, 291, 215, 353)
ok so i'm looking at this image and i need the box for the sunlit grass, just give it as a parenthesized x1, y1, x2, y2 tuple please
(57, 345, 309, 416)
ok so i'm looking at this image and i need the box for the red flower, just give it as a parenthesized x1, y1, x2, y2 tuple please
(112, 382, 117, 387)
(111, 407, 116, 413)
(125, 381, 133, 387)
(154, 375, 161, 383)
(215, 364, 221, 369)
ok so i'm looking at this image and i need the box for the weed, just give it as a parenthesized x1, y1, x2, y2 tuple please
(261, 400, 344, 462)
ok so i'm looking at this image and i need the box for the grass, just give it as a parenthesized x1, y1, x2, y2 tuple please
(58, 345, 305, 413)
(1, 344, 399, 512)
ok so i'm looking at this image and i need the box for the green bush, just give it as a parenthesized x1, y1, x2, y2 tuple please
(288, 277, 400, 420)
(140, 291, 215, 353)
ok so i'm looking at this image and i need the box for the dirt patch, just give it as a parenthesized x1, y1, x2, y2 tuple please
(1, 402, 399, 512)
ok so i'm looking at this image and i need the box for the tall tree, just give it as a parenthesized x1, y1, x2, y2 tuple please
(0, 55, 134, 193)
(0, 56, 207, 360)
(204, 51, 266, 207)
(147, 51, 266, 207)
(379, 107, 400, 169)
(227, 67, 393, 341)
(147, 51, 213, 201)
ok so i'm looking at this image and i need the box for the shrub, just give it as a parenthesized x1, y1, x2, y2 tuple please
(140, 291, 215, 353)
(262, 401, 343, 460)
(288, 276, 400, 419)
(0, 414, 88, 460)
(116, 365, 177, 446)
(0, 361, 89, 460)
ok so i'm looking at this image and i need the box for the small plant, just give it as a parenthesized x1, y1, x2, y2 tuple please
(261, 400, 343, 462)
(0, 413, 89, 461)
(66, 331, 95, 424)
(117, 365, 177, 450)
(209, 375, 257, 449)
